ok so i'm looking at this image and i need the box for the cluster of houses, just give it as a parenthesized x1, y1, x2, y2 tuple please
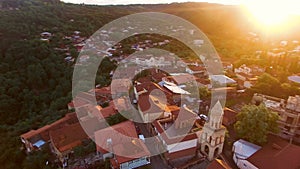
(21, 64, 244, 168)
(40, 30, 87, 63)
(29, 28, 300, 168)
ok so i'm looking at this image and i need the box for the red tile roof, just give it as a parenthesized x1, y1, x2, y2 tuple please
(138, 94, 166, 117)
(195, 77, 210, 85)
(135, 82, 172, 96)
(109, 97, 131, 113)
(50, 123, 88, 153)
(222, 107, 237, 126)
(152, 109, 199, 145)
(111, 79, 131, 94)
(21, 113, 78, 142)
(100, 105, 118, 118)
(69, 97, 90, 109)
(95, 121, 150, 166)
(188, 65, 206, 72)
(247, 135, 300, 169)
(112, 138, 150, 165)
(90, 87, 112, 96)
(76, 92, 96, 103)
(95, 120, 138, 154)
(166, 74, 197, 85)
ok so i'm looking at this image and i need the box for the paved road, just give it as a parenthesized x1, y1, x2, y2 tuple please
(135, 122, 172, 169)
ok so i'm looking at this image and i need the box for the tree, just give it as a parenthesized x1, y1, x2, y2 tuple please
(250, 73, 281, 97)
(199, 87, 211, 99)
(234, 104, 279, 145)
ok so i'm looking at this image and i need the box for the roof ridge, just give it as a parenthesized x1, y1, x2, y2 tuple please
(274, 143, 291, 157)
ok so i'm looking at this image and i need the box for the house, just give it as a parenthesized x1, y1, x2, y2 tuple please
(20, 113, 78, 153)
(286, 95, 300, 112)
(130, 55, 172, 68)
(67, 97, 90, 110)
(193, 39, 204, 46)
(76, 92, 97, 104)
(163, 82, 191, 95)
(163, 73, 196, 86)
(232, 139, 262, 169)
(251, 93, 300, 143)
(111, 78, 131, 97)
(186, 65, 206, 76)
(49, 123, 88, 163)
(222, 62, 233, 72)
(210, 75, 236, 87)
(151, 102, 226, 162)
(89, 86, 112, 104)
(94, 121, 151, 169)
(152, 105, 201, 161)
(234, 64, 264, 88)
(233, 135, 300, 169)
(99, 105, 118, 119)
(279, 95, 300, 143)
(134, 81, 172, 102)
(288, 75, 300, 85)
(138, 92, 168, 123)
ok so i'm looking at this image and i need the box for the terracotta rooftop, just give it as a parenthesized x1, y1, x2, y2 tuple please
(111, 79, 131, 94)
(90, 86, 112, 96)
(152, 106, 199, 145)
(100, 105, 118, 118)
(21, 113, 78, 142)
(167, 73, 196, 85)
(222, 107, 237, 126)
(109, 97, 131, 113)
(153, 119, 198, 145)
(135, 81, 172, 96)
(76, 104, 102, 119)
(111, 138, 150, 165)
(50, 123, 88, 153)
(95, 121, 150, 167)
(247, 135, 300, 169)
(95, 120, 138, 154)
(195, 77, 210, 85)
(69, 97, 90, 109)
(188, 65, 206, 72)
(76, 92, 96, 103)
(138, 93, 166, 117)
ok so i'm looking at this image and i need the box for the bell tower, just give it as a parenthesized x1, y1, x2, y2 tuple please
(200, 101, 226, 161)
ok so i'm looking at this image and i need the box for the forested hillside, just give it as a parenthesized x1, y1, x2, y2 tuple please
(0, 1, 143, 168)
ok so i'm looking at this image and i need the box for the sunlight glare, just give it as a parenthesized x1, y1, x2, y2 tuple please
(243, 0, 300, 29)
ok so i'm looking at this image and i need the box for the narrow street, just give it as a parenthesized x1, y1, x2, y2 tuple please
(134, 122, 172, 169)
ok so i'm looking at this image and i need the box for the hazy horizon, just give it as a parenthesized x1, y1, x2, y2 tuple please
(61, 0, 242, 6)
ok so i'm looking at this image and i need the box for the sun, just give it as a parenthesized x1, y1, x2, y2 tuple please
(242, 0, 300, 30)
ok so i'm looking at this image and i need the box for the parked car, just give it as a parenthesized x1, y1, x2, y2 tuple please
(199, 114, 208, 121)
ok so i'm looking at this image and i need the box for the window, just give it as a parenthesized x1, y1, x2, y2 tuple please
(286, 117, 294, 124)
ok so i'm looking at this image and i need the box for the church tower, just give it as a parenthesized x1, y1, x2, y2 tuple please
(200, 101, 226, 161)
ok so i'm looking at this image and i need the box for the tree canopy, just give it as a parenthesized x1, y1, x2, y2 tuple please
(250, 73, 300, 99)
(234, 104, 279, 145)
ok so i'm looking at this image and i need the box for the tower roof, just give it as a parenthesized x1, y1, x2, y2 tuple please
(210, 101, 224, 118)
